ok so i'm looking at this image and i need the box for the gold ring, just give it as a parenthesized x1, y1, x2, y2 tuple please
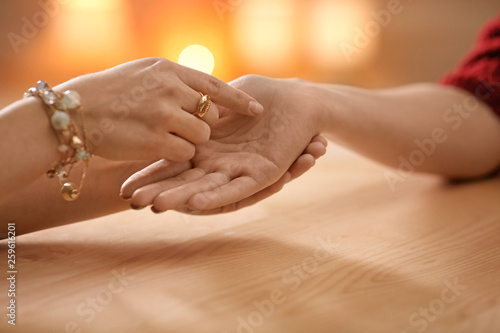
(193, 92, 211, 118)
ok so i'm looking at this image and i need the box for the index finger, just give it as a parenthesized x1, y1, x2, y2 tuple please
(175, 64, 264, 116)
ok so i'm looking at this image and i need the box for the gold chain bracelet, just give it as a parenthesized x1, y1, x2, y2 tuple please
(24, 81, 91, 201)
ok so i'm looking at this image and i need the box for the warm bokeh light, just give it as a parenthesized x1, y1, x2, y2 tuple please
(233, 0, 296, 74)
(62, 0, 122, 11)
(51, 0, 133, 70)
(1, 0, 437, 96)
(156, 4, 229, 80)
(306, 0, 378, 70)
(178, 45, 215, 74)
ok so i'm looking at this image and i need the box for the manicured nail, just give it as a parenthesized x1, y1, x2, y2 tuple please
(119, 192, 131, 200)
(130, 204, 145, 210)
(151, 206, 164, 214)
(184, 206, 201, 214)
(249, 100, 264, 115)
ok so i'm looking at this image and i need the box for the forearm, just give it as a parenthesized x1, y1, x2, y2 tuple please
(0, 157, 152, 235)
(311, 82, 500, 178)
(0, 98, 60, 204)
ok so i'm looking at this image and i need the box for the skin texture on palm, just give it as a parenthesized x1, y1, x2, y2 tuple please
(121, 76, 327, 214)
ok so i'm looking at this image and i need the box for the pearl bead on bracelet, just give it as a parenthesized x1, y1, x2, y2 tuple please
(24, 81, 91, 201)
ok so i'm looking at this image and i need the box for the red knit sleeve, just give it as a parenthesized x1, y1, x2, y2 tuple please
(440, 13, 500, 117)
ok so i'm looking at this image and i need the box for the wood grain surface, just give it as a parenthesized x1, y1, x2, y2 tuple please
(1, 147, 500, 333)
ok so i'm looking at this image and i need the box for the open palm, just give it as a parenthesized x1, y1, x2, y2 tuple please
(121, 75, 326, 213)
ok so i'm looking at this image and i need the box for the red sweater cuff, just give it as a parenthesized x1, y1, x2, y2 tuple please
(440, 13, 500, 118)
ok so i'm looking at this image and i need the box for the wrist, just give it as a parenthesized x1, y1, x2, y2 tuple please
(54, 76, 106, 155)
(307, 83, 368, 137)
(18, 97, 61, 162)
(24, 81, 92, 200)
(293, 80, 336, 135)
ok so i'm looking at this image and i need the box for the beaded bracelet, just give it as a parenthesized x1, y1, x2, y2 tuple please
(24, 81, 91, 201)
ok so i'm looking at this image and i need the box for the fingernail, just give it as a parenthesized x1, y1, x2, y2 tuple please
(120, 192, 131, 200)
(151, 206, 164, 214)
(249, 100, 264, 115)
(130, 204, 145, 210)
(184, 206, 201, 214)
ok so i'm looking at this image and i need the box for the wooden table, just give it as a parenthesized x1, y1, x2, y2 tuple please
(2, 146, 500, 333)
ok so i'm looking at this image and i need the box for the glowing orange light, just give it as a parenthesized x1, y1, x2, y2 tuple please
(158, 5, 228, 80)
(178, 45, 215, 75)
(62, 0, 122, 11)
(306, 0, 379, 69)
(233, 0, 296, 74)
(52, 0, 133, 69)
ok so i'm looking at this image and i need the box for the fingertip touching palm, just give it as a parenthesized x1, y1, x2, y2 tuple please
(120, 75, 327, 214)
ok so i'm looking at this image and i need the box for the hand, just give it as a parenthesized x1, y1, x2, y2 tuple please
(121, 75, 327, 213)
(121, 135, 327, 213)
(55, 58, 263, 162)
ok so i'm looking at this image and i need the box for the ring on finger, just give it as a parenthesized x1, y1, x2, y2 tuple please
(193, 92, 211, 118)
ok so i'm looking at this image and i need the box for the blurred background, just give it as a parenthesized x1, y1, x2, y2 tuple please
(0, 0, 498, 107)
